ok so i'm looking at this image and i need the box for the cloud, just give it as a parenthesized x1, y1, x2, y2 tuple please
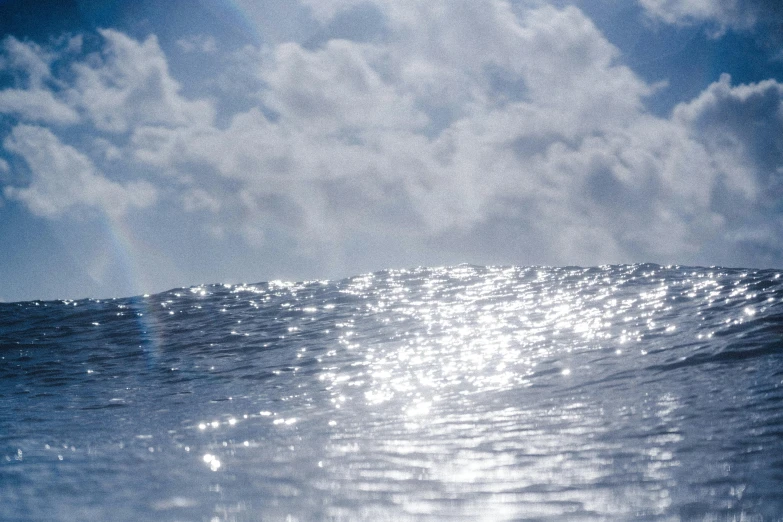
(0, 30, 202, 220)
(638, 0, 783, 33)
(674, 73, 782, 198)
(672, 74, 783, 261)
(0, 36, 80, 124)
(0, 1, 781, 273)
(261, 40, 427, 133)
(1, 36, 52, 88)
(3, 125, 156, 218)
(0, 87, 80, 124)
(0, 30, 216, 130)
(69, 29, 215, 133)
(176, 35, 218, 54)
(185, 2, 658, 246)
(192, 1, 780, 266)
(164, 3, 652, 241)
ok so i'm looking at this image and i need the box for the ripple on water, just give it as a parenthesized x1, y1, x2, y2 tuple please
(1, 264, 782, 520)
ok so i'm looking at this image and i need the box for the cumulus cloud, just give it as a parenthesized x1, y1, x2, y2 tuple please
(0, 36, 79, 124)
(0, 88, 80, 124)
(0, 30, 214, 218)
(0, 0, 781, 272)
(672, 74, 783, 261)
(674, 74, 782, 198)
(261, 40, 427, 133)
(69, 29, 215, 133)
(3, 125, 156, 218)
(0, 30, 215, 130)
(193, 2, 783, 266)
(159, 3, 654, 242)
(1, 36, 52, 88)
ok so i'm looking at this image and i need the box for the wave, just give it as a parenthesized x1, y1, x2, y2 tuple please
(1, 264, 782, 520)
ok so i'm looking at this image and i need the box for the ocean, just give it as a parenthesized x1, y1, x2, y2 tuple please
(1, 264, 782, 521)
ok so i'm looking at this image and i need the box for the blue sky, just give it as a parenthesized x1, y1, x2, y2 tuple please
(0, 0, 782, 301)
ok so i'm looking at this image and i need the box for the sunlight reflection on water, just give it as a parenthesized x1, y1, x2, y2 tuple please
(1, 265, 783, 520)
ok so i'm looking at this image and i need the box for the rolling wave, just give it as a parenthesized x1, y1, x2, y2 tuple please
(1, 264, 782, 520)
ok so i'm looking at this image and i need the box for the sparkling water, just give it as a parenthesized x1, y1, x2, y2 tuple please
(2, 264, 782, 520)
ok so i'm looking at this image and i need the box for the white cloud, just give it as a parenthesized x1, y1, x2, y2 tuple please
(204, 3, 655, 242)
(176, 35, 218, 54)
(117, 2, 783, 267)
(0, 30, 218, 130)
(672, 74, 783, 261)
(639, 0, 783, 32)
(1, 1, 782, 274)
(0, 37, 79, 124)
(0, 88, 80, 124)
(261, 40, 427, 134)
(3, 125, 157, 218)
(69, 29, 215, 133)
(674, 74, 783, 198)
(1, 36, 52, 89)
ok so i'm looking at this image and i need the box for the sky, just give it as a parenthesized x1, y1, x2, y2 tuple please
(0, 0, 782, 301)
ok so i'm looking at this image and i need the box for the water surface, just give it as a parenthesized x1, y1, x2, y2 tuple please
(1, 264, 782, 520)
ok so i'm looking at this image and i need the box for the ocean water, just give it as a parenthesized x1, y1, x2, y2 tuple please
(1, 264, 782, 521)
